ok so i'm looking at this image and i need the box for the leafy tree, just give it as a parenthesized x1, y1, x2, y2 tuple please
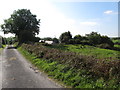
(85, 32, 114, 48)
(59, 31, 72, 44)
(74, 35, 82, 40)
(86, 32, 101, 45)
(74, 35, 83, 44)
(100, 35, 114, 48)
(1, 9, 40, 44)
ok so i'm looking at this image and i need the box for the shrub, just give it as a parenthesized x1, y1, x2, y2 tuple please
(97, 43, 112, 49)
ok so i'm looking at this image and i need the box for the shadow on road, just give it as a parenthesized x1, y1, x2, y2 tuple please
(7, 46, 17, 49)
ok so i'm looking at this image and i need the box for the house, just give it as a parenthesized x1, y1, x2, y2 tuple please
(45, 41, 53, 44)
(39, 39, 54, 44)
(39, 40, 45, 43)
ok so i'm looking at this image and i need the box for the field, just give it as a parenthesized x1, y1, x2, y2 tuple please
(45, 44, 120, 60)
(114, 44, 120, 48)
(112, 39, 120, 44)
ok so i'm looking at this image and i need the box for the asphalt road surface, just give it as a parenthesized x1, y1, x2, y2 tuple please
(1, 46, 62, 88)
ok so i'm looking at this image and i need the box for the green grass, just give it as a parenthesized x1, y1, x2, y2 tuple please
(2, 45, 6, 48)
(0, 45, 6, 53)
(18, 46, 120, 88)
(46, 44, 119, 60)
(114, 44, 120, 48)
(112, 39, 120, 44)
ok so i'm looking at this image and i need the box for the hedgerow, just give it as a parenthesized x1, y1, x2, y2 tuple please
(21, 43, 120, 88)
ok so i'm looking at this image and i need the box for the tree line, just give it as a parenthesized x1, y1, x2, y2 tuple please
(59, 31, 114, 49)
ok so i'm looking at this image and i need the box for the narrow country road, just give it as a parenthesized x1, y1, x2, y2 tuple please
(1, 45, 62, 88)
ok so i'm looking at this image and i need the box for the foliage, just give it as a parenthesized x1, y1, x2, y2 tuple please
(2, 37, 7, 45)
(100, 36, 114, 48)
(42, 37, 53, 41)
(1, 37, 17, 45)
(59, 31, 72, 44)
(73, 35, 83, 44)
(97, 43, 112, 49)
(58, 31, 114, 49)
(1, 9, 40, 44)
(85, 32, 114, 48)
(53, 38, 59, 43)
(19, 43, 120, 88)
(86, 32, 101, 45)
(112, 39, 120, 45)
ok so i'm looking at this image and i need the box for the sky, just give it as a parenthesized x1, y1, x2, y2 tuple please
(0, 0, 119, 38)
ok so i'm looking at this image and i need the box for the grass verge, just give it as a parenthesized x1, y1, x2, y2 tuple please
(18, 46, 120, 88)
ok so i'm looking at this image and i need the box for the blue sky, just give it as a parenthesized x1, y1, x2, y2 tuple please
(0, 0, 118, 38)
(52, 2, 118, 37)
(53, 2, 117, 19)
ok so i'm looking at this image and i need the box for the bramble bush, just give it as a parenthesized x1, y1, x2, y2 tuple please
(21, 43, 120, 87)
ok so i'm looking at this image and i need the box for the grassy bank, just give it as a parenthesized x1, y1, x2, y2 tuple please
(18, 43, 120, 88)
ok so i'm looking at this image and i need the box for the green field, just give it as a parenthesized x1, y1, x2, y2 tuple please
(112, 39, 120, 44)
(46, 44, 119, 60)
(114, 44, 120, 48)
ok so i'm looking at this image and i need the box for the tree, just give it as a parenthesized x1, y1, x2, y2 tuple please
(1, 9, 40, 44)
(42, 37, 53, 41)
(59, 31, 72, 44)
(86, 32, 101, 45)
(2, 37, 7, 45)
(73, 35, 83, 44)
(100, 35, 114, 48)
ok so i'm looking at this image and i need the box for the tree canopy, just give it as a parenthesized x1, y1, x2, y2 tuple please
(59, 31, 72, 44)
(1, 9, 40, 44)
(73, 35, 83, 44)
(86, 32, 102, 45)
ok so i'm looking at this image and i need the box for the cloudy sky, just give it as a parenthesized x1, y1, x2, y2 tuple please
(0, 0, 119, 38)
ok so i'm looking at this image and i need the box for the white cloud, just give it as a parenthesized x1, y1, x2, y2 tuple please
(104, 10, 113, 14)
(104, 10, 118, 15)
(80, 21, 98, 26)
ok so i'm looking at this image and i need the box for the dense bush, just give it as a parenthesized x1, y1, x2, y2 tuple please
(112, 39, 120, 45)
(21, 43, 120, 83)
(85, 32, 114, 48)
(86, 32, 101, 45)
(59, 31, 72, 44)
(97, 43, 112, 49)
(73, 35, 83, 44)
(100, 36, 114, 48)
